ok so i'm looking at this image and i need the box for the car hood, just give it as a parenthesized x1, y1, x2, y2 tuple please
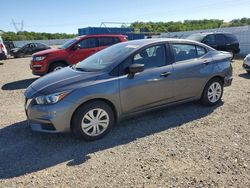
(33, 48, 63, 56)
(24, 66, 104, 98)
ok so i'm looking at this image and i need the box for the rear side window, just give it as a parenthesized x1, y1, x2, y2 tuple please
(196, 46, 206, 57)
(215, 34, 226, 45)
(133, 45, 166, 69)
(98, 37, 120, 47)
(225, 34, 238, 43)
(78, 38, 97, 49)
(171, 44, 207, 62)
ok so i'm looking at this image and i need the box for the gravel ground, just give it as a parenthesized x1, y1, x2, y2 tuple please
(0, 57, 249, 187)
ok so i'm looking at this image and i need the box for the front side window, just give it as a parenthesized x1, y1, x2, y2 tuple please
(203, 35, 216, 45)
(78, 38, 97, 49)
(133, 45, 166, 69)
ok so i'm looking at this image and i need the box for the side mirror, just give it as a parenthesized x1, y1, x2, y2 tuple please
(128, 64, 144, 79)
(72, 44, 80, 51)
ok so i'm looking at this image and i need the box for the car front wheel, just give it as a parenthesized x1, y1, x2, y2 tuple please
(200, 78, 223, 106)
(72, 101, 115, 141)
(49, 62, 67, 72)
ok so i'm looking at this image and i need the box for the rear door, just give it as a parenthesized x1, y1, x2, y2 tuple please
(119, 43, 174, 114)
(170, 43, 212, 100)
(97, 37, 120, 51)
(215, 34, 227, 51)
(69, 37, 98, 64)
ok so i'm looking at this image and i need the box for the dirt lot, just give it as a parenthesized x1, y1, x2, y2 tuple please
(0, 57, 249, 187)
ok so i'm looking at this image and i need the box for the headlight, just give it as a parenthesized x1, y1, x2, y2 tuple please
(33, 56, 46, 61)
(35, 91, 69, 105)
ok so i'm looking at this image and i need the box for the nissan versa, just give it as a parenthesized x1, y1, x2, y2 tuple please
(24, 39, 233, 140)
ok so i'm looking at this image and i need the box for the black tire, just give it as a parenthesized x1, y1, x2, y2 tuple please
(247, 71, 250, 74)
(48, 62, 67, 73)
(200, 78, 223, 106)
(71, 100, 115, 141)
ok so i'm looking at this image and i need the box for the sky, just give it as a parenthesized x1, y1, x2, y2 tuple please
(1, 0, 250, 34)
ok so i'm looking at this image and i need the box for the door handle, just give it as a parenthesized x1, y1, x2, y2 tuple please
(204, 59, 210, 65)
(160, 72, 171, 77)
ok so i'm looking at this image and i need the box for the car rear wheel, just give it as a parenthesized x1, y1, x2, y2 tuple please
(49, 62, 67, 72)
(247, 71, 250, 74)
(200, 78, 223, 106)
(72, 101, 115, 141)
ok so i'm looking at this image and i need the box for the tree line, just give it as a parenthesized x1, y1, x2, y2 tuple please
(1, 18, 250, 41)
(1, 31, 76, 41)
(131, 18, 250, 32)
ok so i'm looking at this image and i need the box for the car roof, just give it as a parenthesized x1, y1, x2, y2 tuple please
(78, 34, 127, 39)
(117, 38, 210, 46)
(191, 32, 233, 36)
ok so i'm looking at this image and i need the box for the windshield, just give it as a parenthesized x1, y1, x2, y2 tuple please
(74, 42, 139, 72)
(186, 34, 205, 42)
(59, 38, 77, 49)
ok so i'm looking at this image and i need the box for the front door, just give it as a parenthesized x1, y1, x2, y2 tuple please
(119, 44, 174, 114)
(69, 38, 98, 64)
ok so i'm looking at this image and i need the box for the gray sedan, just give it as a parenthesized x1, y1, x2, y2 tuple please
(24, 39, 233, 140)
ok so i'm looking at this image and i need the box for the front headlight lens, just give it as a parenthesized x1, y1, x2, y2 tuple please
(33, 56, 46, 61)
(35, 91, 69, 105)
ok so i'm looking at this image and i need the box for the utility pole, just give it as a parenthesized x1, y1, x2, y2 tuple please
(11, 19, 24, 32)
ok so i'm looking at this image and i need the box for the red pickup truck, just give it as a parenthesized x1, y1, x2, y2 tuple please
(31, 34, 127, 76)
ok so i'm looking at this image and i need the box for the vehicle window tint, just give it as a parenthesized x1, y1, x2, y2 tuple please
(172, 44, 197, 62)
(203, 35, 216, 45)
(133, 45, 166, 69)
(215, 34, 226, 45)
(37, 43, 46, 48)
(225, 34, 238, 43)
(196, 46, 207, 57)
(78, 38, 97, 49)
(98, 37, 120, 47)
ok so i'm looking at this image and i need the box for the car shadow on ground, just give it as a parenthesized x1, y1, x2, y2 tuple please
(238, 73, 250, 79)
(1, 78, 37, 90)
(0, 101, 223, 179)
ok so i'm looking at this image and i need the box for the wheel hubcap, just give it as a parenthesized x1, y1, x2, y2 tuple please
(54, 66, 63, 71)
(208, 82, 222, 103)
(81, 108, 109, 136)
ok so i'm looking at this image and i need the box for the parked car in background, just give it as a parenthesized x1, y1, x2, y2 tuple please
(30, 34, 128, 76)
(243, 54, 250, 74)
(24, 39, 233, 141)
(186, 32, 240, 58)
(0, 36, 7, 60)
(10, 42, 51, 58)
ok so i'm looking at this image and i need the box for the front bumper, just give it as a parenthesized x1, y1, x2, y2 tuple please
(30, 60, 48, 76)
(25, 98, 76, 133)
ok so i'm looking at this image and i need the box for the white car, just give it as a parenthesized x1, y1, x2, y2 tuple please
(243, 54, 250, 74)
(0, 36, 7, 60)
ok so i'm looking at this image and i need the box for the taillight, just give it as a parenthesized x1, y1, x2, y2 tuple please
(0, 44, 3, 50)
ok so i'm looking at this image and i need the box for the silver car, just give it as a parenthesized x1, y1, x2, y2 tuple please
(243, 54, 250, 74)
(24, 39, 233, 140)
